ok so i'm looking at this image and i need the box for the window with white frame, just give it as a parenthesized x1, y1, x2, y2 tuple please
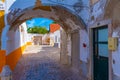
(55, 36, 57, 42)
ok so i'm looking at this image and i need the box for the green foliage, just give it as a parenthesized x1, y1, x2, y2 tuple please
(52, 21, 57, 24)
(27, 26, 49, 34)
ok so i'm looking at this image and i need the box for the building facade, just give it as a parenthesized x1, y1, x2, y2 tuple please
(50, 24, 61, 48)
(0, 0, 120, 80)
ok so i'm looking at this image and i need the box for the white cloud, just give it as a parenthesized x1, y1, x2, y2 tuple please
(27, 19, 35, 27)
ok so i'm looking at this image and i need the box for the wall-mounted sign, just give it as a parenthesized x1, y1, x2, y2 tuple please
(108, 37, 118, 51)
(0, 1, 5, 10)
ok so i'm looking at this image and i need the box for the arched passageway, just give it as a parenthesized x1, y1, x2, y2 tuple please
(4, 0, 86, 68)
(1, 0, 88, 80)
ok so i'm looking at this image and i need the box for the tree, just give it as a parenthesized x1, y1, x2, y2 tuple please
(27, 26, 49, 34)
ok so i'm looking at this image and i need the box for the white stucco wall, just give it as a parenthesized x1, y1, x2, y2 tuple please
(43, 0, 90, 24)
(14, 27, 21, 49)
(1, 25, 10, 50)
(54, 30, 60, 42)
(6, 30, 17, 54)
(1, 0, 15, 50)
(3, 0, 120, 79)
(6, 22, 29, 55)
(27, 33, 37, 42)
(90, 0, 107, 25)
(50, 30, 60, 48)
(112, 28, 120, 77)
(80, 30, 89, 63)
(20, 22, 28, 46)
(55, 30, 60, 48)
(5, 0, 15, 13)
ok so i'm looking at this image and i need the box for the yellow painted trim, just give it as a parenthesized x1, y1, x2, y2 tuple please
(6, 45, 26, 71)
(1, 0, 5, 2)
(0, 11, 5, 32)
(27, 42, 32, 45)
(0, 50, 6, 72)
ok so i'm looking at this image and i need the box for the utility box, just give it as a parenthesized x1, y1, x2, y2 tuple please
(108, 37, 118, 51)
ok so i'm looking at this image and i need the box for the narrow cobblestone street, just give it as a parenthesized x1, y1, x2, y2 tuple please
(13, 45, 84, 80)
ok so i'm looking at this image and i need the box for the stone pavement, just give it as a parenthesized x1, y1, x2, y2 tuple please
(13, 45, 85, 80)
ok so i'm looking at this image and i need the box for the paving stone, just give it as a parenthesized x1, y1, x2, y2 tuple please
(13, 45, 85, 80)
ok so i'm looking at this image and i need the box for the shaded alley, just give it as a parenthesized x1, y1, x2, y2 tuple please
(13, 45, 85, 80)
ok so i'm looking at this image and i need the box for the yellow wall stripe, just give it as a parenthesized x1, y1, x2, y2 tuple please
(0, 42, 31, 72)
(0, 50, 6, 72)
(6, 45, 26, 70)
(27, 42, 32, 45)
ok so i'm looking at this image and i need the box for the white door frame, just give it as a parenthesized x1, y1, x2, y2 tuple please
(88, 20, 113, 80)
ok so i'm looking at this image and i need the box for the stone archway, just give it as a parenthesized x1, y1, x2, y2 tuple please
(3, 0, 86, 70)
(7, 6, 85, 31)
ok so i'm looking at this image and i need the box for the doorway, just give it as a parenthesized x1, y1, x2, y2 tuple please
(93, 26, 108, 80)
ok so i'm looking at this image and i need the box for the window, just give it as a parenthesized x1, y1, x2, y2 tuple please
(55, 36, 57, 42)
(58, 37, 60, 42)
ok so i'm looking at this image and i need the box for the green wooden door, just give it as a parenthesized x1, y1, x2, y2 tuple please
(93, 26, 108, 80)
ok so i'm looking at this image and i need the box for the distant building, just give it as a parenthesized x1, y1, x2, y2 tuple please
(30, 34, 43, 45)
(50, 24, 61, 48)
(28, 33, 50, 45)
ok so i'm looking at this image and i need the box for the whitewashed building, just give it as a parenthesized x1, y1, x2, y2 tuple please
(0, 0, 120, 80)
(50, 24, 61, 48)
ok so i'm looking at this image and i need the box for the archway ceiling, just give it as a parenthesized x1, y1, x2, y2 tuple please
(7, 6, 86, 32)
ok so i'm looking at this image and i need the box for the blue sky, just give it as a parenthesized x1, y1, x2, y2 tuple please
(26, 18, 54, 30)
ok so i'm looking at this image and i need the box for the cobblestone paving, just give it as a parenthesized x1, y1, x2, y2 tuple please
(13, 45, 85, 80)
